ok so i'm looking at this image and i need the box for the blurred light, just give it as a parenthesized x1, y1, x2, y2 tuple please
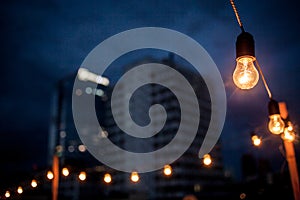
(251, 135, 262, 146)
(31, 179, 38, 188)
(163, 165, 172, 176)
(282, 122, 296, 142)
(62, 167, 69, 177)
(130, 172, 139, 183)
(203, 154, 212, 166)
(104, 173, 112, 184)
(17, 186, 23, 194)
(194, 184, 201, 192)
(78, 145, 86, 152)
(85, 87, 93, 94)
(5, 191, 10, 198)
(77, 68, 110, 86)
(78, 172, 86, 181)
(47, 171, 54, 180)
(75, 89, 82, 96)
(240, 192, 246, 199)
(60, 131, 66, 138)
(68, 145, 75, 152)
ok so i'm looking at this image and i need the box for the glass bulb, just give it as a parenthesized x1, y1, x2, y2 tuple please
(268, 114, 285, 134)
(281, 122, 296, 142)
(233, 57, 259, 90)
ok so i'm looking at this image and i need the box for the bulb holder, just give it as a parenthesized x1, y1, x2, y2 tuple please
(236, 32, 255, 59)
(268, 99, 280, 116)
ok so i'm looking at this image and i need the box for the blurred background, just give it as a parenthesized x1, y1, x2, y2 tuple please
(1, 0, 300, 199)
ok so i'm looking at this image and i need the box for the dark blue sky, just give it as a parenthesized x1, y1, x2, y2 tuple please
(1, 0, 300, 184)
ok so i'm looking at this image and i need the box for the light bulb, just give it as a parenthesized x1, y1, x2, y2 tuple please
(47, 171, 54, 180)
(103, 173, 112, 184)
(268, 114, 285, 135)
(78, 172, 86, 181)
(163, 165, 172, 176)
(233, 56, 259, 90)
(17, 186, 23, 194)
(203, 154, 212, 166)
(130, 172, 139, 183)
(251, 135, 261, 146)
(31, 179, 38, 188)
(62, 167, 69, 177)
(281, 121, 296, 142)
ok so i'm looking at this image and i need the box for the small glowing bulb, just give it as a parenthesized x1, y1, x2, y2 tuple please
(251, 135, 262, 146)
(47, 171, 54, 180)
(203, 154, 212, 166)
(103, 173, 112, 184)
(233, 57, 259, 90)
(268, 114, 285, 135)
(17, 186, 23, 194)
(282, 122, 296, 142)
(31, 179, 38, 188)
(130, 172, 139, 183)
(62, 167, 69, 177)
(163, 165, 172, 176)
(78, 172, 86, 181)
(5, 191, 10, 198)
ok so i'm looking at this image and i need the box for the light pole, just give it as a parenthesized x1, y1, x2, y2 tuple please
(229, 1, 299, 199)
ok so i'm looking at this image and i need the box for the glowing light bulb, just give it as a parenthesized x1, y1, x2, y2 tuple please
(47, 171, 54, 180)
(282, 121, 296, 142)
(130, 172, 139, 183)
(103, 173, 112, 184)
(78, 172, 86, 181)
(163, 165, 172, 176)
(268, 114, 285, 135)
(17, 186, 23, 194)
(5, 191, 10, 198)
(31, 179, 38, 188)
(233, 57, 259, 90)
(62, 167, 69, 177)
(203, 154, 212, 166)
(251, 135, 261, 146)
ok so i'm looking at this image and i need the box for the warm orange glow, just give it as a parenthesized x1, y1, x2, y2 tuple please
(17, 186, 23, 194)
(31, 179, 38, 188)
(5, 191, 10, 198)
(233, 56, 259, 90)
(78, 171, 86, 181)
(103, 173, 112, 184)
(251, 135, 262, 146)
(268, 114, 285, 135)
(47, 171, 54, 180)
(282, 122, 296, 142)
(203, 154, 212, 166)
(62, 167, 70, 177)
(163, 165, 172, 176)
(130, 172, 139, 183)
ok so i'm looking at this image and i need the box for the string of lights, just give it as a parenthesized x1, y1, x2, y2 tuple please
(229, 1, 299, 200)
(1, 155, 212, 199)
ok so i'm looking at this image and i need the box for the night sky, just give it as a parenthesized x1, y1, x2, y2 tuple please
(1, 0, 300, 187)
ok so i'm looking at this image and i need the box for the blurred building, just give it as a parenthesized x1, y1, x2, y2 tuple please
(47, 53, 229, 200)
(101, 54, 228, 200)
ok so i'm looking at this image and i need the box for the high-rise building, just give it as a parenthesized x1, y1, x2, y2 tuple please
(101, 54, 227, 200)
(47, 53, 228, 200)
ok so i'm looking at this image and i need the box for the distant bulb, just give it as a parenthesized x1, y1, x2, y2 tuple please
(47, 171, 54, 180)
(62, 167, 69, 177)
(31, 179, 38, 188)
(78, 172, 86, 181)
(103, 173, 112, 184)
(251, 135, 261, 146)
(17, 186, 23, 194)
(163, 165, 172, 176)
(233, 57, 259, 90)
(130, 172, 139, 183)
(282, 122, 296, 142)
(268, 114, 285, 135)
(203, 154, 212, 166)
(5, 191, 10, 198)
